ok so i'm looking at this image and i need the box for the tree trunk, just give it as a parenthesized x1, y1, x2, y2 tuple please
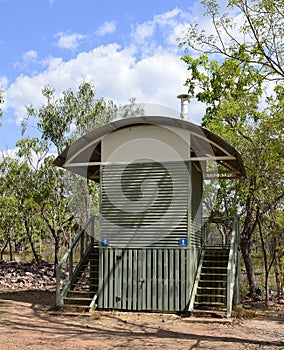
(8, 237, 13, 261)
(24, 219, 41, 264)
(53, 235, 60, 277)
(0, 239, 8, 260)
(240, 237, 257, 295)
(257, 218, 270, 305)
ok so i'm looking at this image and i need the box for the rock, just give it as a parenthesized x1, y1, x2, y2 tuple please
(0, 261, 56, 292)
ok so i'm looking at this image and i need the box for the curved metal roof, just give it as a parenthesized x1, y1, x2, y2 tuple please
(53, 116, 246, 181)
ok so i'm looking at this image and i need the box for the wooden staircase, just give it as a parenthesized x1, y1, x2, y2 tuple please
(56, 216, 100, 311)
(189, 215, 240, 318)
(56, 215, 240, 315)
(62, 248, 99, 310)
(192, 249, 229, 317)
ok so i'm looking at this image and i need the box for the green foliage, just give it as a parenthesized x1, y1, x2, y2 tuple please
(180, 0, 284, 296)
(23, 82, 144, 154)
(24, 82, 108, 153)
(180, 0, 284, 79)
(0, 82, 144, 267)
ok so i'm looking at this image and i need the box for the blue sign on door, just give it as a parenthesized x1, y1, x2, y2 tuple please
(179, 238, 188, 247)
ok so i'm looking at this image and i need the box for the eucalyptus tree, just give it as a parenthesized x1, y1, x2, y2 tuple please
(0, 156, 42, 263)
(180, 0, 284, 79)
(24, 82, 144, 154)
(180, 53, 284, 297)
(20, 82, 144, 267)
(15, 137, 77, 272)
(23, 82, 111, 154)
(180, 0, 284, 298)
(0, 183, 23, 261)
(23, 81, 144, 217)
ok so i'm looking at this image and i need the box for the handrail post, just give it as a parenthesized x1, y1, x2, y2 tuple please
(234, 215, 241, 305)
(80, 231, 85, 259)
(56, 264, 62, 306)
(227, 267, 232, 317)
(226, 214, 240, 317)
(69, 249, 73, 278)
(90, 215, 95, 245)
(55, 216, 98, 308)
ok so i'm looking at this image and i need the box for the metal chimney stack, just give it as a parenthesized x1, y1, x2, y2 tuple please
(177, 93, 190, 120)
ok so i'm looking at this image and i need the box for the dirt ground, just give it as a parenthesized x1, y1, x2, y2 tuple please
(0, 290, 283, 350)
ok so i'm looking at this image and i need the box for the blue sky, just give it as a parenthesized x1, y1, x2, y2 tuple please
(0, 0, 211, 154)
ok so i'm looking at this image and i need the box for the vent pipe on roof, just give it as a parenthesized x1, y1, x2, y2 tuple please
(177, 93, 190, 120)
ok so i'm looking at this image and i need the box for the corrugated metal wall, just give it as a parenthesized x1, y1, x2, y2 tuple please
(97, 247, 201, 312)
(100, 162, 190, 248)
(191, 166, 203, 248)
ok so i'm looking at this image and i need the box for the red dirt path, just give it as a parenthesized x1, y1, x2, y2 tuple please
(0, 290, 283, 349)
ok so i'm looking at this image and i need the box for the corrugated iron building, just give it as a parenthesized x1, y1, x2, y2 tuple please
(54, 116, 245, 315)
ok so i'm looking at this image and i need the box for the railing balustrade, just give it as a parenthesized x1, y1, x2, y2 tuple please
(226, 215, 240, 317)
(56, 215, 98, 306)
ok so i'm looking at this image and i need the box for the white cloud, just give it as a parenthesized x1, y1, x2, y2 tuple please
(55, 32, 87, 50)
(0, 76, 8, 89)
(0, 147, 18, 161)
(96, 21, 116, 36)
(132, 21, 155, 43)
(23, 50, 38, 62)
(4, 43, 200, 126)
(155, 8, 182, 25)
(130, 8, 193, 57)
(3, 6, 208, 132)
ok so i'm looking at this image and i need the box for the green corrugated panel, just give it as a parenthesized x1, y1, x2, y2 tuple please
(146, 249, 152, 310)
(152, 249, 157, 310)
(137, 250, 146, 310)
(115, 249, 122, 308)
(169, 249, 175, 311)
(180, 249, 186, 309)
(190, 166, 203, 248)
(157, 250, 163, 311)
(174, 250, 180, 311)
(101, 162, 189, 248)
(163, 250, 169, 311)
(97, 247, 202, 312)
(108, 250, 114, 309)
(103, 249, 107, 308)
(127, 250, 133, 310)
(122, 251, 128, 309)
(98, 249, 104, 308)
(186, 249, 191, 305)
(132, 250, 138, 310)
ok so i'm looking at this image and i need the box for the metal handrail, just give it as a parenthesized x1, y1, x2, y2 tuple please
(56, 215, 96, 306)
(188, 250, 206, 313)
(226, 215, 240, 317)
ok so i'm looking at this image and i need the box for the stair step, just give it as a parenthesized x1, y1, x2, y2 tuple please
(62, 304, 90, 309)
(64, 297, 93, 301)
(204, 256, 228, 258)
(203, 262, 227, 265)
(192, 309, 227, 316)
(196, 294, 226, 298)
(68, 291, 94, 296)
(200, 273, 227, 276)
(197, 286, 226, 290)
(199, 279, 226, 282)
(204, 256, 228, 259)
(192, 310, 226, 314)
(194, 301, 226, 306)
(71, 283, 99, 287)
